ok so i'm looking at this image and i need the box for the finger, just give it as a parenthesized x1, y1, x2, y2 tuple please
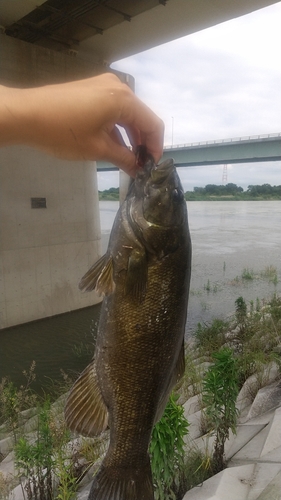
(109, 126, 128, 148)
(103, 138, 137, 177)
(120, 123, 141, 152)
(119, 96, 164, 163)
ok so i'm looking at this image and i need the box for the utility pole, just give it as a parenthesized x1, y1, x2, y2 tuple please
(222, 164, 228, 184)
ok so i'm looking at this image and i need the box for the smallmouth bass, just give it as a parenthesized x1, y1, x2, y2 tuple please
(65, 150, 192, 500)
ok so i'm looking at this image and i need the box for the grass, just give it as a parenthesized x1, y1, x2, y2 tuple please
(260, 265, 278, 285)
(241, 268, 255, 280)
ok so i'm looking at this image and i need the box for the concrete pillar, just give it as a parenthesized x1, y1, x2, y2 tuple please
(119, 170, 132, 204)
(0, 34, 106, 328)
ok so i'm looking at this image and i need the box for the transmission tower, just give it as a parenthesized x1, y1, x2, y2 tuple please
(222, 164, 228, 184)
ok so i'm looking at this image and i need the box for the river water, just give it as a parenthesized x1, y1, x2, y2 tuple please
(1, 201, 280, 390)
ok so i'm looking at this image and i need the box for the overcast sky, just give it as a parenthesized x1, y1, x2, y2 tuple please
(98, 2, 281, 191)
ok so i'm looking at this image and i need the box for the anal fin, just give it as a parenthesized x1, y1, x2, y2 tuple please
(64, 361, 108, 437)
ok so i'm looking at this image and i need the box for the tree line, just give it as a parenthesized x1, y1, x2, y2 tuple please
(98, 184, 281, 201)
(185, 183, 281, 200)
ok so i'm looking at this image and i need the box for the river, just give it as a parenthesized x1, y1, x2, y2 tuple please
(1, 200, 280, 391)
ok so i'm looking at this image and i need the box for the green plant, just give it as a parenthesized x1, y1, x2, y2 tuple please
(0, 472, 15, 500)
(179, 352, 203, 399)
(235, 296, 247, 324)
(14, 398, 80, 500)
(79, 435, 107, 467)
(15, 400, 54, 500)
(242, 268, 254, 280)
(179, 446, 213, 494)
(149, 393, 189, 500)
(260, 265, 278, 284)
(194, 319, 229, 354)
(202, 348, 239, 473)
(0, 362, 37, 435)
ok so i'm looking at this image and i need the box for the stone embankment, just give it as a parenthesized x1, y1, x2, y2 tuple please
(1, 353, 281, 500)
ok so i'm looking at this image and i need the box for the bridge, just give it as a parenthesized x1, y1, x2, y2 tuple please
(97, 133, 281, 171)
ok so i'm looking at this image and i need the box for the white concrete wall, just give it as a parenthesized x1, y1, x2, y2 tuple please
(0, 146, 101, 328)
(0, 35, 105, 328)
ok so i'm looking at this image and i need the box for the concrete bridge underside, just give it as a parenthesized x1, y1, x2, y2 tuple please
(0, 0, 279, 328)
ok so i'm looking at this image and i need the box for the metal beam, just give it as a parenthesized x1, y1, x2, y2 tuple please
(96, 133, 281, 171)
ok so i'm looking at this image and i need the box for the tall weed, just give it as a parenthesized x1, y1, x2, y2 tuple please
(149, 393, 189, 500)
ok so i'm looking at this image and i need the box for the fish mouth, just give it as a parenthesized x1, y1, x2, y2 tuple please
(150, 159, 175, 185)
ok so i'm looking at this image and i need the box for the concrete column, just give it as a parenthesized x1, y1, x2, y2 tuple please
(119, 170, 132, 204)
(0, 34, 106, 328)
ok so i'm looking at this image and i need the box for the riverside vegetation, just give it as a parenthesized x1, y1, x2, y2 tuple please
(99, 183, 281, 201)
(0, 294, 281, 500)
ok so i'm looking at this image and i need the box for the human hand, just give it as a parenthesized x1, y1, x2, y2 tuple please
(0, 73, 164, 176)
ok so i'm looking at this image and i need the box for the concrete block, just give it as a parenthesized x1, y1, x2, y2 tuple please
(0, 436, 14, 457)
(246, 381, 281, 422)
(184, 394, 202, 417)
(0, 450, 15, 477)
(182, 464, 255, 500)
(255, 470, 281, 500)
(226, 424, 267, 460)
(9, 483, 25, 500)
(185, 410, 203, 441)
(247, 463, 281, 500)
(260, 407, 281, 457)
(231, 424, 269, 462)
(236, 363, 280, 417)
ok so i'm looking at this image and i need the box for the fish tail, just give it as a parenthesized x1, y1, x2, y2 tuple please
(88, 461, 154, 500)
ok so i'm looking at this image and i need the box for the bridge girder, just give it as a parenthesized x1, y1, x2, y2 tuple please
(97, 134, 281, 171)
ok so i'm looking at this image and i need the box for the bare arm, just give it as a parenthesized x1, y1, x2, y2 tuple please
(0, 73, 164, 176)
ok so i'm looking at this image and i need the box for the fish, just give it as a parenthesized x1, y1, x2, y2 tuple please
(64, 148, 192, 500)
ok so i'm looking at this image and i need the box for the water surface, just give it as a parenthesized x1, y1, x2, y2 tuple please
(1, 200, 280, 389)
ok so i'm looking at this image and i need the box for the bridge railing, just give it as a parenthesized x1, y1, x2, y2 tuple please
(164, 132, 281, 150)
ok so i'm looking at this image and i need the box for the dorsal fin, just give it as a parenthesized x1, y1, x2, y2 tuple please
(64, 362, 108, 437)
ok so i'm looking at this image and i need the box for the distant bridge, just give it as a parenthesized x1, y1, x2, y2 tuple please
(97, 133, 281, 171)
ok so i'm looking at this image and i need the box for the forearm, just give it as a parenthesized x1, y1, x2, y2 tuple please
(0, 85, 34, 147)
(0, 84, 80, 154)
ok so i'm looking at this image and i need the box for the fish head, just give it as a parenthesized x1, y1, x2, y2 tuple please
(144, 158, 186, 226)
(128, 154, 188, 256)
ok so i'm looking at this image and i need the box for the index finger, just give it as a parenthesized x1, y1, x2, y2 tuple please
(118, 94, 164, 164)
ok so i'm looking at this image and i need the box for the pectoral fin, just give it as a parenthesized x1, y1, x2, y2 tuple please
(64, 362, 108, 437)
(125, 248, 147, 303)
(79, 254, 115, 295)
(154, 341, 185, 424)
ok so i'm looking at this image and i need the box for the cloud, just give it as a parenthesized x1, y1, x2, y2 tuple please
(112, 2, 281, 144)
(108, 3, 281, 190)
